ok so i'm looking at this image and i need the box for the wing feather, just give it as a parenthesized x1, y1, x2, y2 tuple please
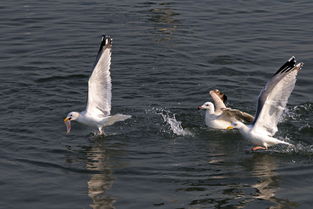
(252, 57, 303, 136)
(219, 108, 254, 123)
(86, 35, 112, 117)
(210, 89, 227, 113)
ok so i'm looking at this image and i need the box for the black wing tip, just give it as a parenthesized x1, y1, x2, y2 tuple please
(288, 56, 296, 62)
(100, 35, 112, 48)
(273, 56, 301, 76)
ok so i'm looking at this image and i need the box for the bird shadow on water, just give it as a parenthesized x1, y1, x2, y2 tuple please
(238, 153, 299, 209)
(62, 115, 133, 209)
(84, 140, 116, 209)
(165, 139, 300, 208)
(181, 138, 300, 208)
(64, 136, 127, 209)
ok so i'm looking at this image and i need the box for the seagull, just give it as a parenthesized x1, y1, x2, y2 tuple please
(227, 57, 303, 151)
(198, 89, 254, 129)
(64, 35, 131, 135)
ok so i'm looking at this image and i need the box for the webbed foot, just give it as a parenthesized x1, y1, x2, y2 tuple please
(251, 146, 267, 151)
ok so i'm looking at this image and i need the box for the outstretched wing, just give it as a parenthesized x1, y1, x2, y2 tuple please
(210, 89, 227, 113)
(252, 57, 303, 136)
(86, 35, 112, 117)
(220, 108, 254, 123)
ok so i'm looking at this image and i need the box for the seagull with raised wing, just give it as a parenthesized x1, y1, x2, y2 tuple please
(198, 89, 254, 129)
(227, 57, 302, 150)
(64, 35, 131, 135)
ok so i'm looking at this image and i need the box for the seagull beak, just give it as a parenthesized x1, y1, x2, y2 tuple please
(226, 126, 234, 130)
(64, 118, 71, 134)
(197, 106, 203, 110)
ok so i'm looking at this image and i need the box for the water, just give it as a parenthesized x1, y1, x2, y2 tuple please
(1, 0, 313, 208)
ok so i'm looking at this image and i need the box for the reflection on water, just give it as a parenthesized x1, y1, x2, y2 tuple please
(179, 151, 299, 208)
(245, 154, 297, 209)
(147, 2, 179, 40)
(86, 141, 115, 209)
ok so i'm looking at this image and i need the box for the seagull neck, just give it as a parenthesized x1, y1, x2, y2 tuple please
(207, 104, 215, 115)
(75, 112, 84, 122)
(205, 109, 215, 118)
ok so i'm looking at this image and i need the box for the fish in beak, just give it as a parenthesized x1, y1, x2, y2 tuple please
(64, 117, 71, 134)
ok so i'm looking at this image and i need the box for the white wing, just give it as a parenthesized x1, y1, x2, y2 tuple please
(86, 35, 112, 117)
(209, 89, 227, 113)
(252, 57, 303, 136)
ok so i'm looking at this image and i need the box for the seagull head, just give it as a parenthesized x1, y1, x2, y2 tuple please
(64, 112, 80, 134)
(198, 102, 214, 110)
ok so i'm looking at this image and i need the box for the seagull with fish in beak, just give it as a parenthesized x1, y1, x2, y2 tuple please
(64, 35, 131, 135)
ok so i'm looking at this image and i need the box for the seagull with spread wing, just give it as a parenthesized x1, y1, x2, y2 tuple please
(227, 57, 303, 150)
(198, 89, 254, 129)
(64, 35, 131, 135)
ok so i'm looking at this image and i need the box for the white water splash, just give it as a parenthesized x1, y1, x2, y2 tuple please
(283, 103, 313, 121)
(159, 112, 193, 136)
(276, 141, 313, 155)
(147, 106, 193, 137)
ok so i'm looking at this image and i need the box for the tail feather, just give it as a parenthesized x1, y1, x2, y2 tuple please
(277, 140, 292, 146)
(105, 114, 131, 126)
(267, 137, 292, 147)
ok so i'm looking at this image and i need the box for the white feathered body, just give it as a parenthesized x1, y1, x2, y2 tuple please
(238, 125, 291, 148)
(204, 111, 232, 129)
(77, 111, 131, 130)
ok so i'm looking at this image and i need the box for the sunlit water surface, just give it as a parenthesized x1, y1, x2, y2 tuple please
(1, 1, 313, 208)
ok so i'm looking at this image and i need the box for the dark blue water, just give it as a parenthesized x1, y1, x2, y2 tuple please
(1, 1, 313, 208)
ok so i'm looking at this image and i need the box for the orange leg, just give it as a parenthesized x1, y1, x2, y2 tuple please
(251, 146, 267, 151)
